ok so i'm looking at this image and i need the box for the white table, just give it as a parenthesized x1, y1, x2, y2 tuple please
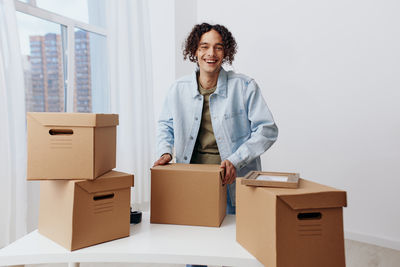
(0, 212, 263, 267)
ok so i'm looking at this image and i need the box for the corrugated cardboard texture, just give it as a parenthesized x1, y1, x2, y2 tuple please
(71, 186, 130, 250)
(27, 112, 118, 180)
(236, 182, 277, 267)
(93, 126, 117, 178)
(236, 178, 346, 267)
(76, 170, 134, 193)
(38, 171, 133, 251)
(150, 163, 226, 227)
(39, 181, 75, 249)
(276, 199, 345, 267)
(28, 112, 119, 127)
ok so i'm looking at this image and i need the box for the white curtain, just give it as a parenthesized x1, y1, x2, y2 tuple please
(0, 0, 27, 248)
(106, 0, 155, 211)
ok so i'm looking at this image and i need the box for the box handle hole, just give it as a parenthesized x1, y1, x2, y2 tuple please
(297, 212, 322, 220)
(93, 193, 114, 201)
(49, 129, 73, 135)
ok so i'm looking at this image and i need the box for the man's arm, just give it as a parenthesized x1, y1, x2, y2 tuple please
(226, 79, 278, 171)
(155, 91, 174, 165)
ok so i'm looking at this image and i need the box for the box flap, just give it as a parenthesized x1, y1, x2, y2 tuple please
(278, 191, 347, 210)
(263, 178, 347, 209)
(27, 112, 119, 127)
(95, 114, 119, 127)
(151, 163, 223, 174)
(75, 171, 134, 193)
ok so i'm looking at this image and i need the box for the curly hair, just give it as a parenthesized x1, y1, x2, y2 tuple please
(183, 23, 237, 65)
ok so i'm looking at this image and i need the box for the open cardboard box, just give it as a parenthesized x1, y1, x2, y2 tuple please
(38, 170, 134, 251)
(236, 177, 347, 267)
(27, 112, 118, 180)
(150, 163, 226, 227)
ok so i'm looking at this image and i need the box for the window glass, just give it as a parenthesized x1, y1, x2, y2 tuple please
(35, 0, 106, 27)
(74, 28, 108, 113)
(16, 11, 67, 112)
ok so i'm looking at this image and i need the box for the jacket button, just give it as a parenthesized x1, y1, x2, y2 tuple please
(195, 117, 198, 120)
(190, 136, 193, 140)
(184, 156, 187, 160)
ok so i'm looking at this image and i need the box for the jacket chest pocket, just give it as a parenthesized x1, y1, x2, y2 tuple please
(223, 109, 249, 142)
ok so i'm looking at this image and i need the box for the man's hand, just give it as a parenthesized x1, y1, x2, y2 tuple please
(220, 160, 236, 185)
(153, 153, 172, 167)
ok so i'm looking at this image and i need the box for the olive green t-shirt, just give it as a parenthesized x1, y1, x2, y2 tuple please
(190, 81, 221, 164)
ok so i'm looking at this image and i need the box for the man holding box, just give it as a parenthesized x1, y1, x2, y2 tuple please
(154, 23, 278, 215)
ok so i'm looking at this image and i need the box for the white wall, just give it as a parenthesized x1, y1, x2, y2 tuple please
(197, 0, 400, 250)
(175, 0, 197, 79)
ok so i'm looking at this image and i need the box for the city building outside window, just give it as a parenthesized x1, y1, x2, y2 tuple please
(15, 0, 108, 113)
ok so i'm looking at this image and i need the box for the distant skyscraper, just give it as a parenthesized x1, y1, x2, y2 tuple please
(26, 31, 92, 113)
(74, 30, 92, 113)
(28, 35, 46, 111)
(29, 33, 64, 112)
(22, 55, 33, 112)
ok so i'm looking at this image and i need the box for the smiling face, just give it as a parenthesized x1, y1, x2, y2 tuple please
(195, 29, 224, 76)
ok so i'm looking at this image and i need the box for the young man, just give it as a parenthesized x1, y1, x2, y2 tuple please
(154, 23, 278, 215)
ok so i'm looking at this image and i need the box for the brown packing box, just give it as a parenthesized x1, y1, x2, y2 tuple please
(150, 163, 226, 227)
(27, 112, 119, 180)
(38, 170, 134, 251)
(236, 178, 347, 267)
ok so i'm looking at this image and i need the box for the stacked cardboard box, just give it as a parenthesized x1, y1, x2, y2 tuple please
(150, 163, 226, 227)
(236, 177, 347, 267)
(27, 112, 134, 251)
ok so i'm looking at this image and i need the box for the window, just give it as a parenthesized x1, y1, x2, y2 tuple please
(15, 0, 108, 113)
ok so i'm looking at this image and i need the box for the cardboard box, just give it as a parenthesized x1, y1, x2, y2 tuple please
(27, 112, 119, 180)
(150, 163, 226, 227)
(236, 178, 347, 267)
(38, 170, 134, 251)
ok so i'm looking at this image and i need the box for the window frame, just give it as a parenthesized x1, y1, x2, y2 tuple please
(15, 0, 107, 112)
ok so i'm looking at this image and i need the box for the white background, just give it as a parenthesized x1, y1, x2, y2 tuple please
(150, 0, 400, 250)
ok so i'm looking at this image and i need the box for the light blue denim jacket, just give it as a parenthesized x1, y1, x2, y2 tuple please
(157, 68, 278, 205)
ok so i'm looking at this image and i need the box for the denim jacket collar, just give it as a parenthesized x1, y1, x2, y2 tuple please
(191, 67, 228, 98)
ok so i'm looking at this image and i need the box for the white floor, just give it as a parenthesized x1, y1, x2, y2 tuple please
(24, 239, 400, 267)
(345, 240, 400, 267)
